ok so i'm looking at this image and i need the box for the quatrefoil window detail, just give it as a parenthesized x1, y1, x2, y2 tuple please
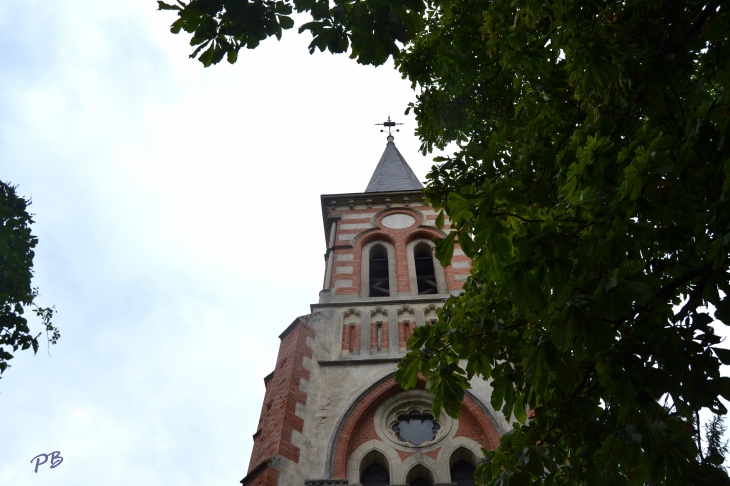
(391, 410, 441, 446)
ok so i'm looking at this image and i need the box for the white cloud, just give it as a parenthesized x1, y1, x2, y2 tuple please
(0, 0, 437, 484)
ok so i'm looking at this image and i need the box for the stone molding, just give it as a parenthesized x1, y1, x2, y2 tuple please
(374, 390, 455, 450)
(317, 358, 402, 367)
(346, 440, 401, 483)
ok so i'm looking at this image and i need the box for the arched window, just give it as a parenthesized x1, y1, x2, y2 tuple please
(413, 243, 437, 295)
(360, 450, 390, 486)
(406, 464, 435, 486)
(369, 244, 390, 297)
(361, 462, 389, 486)
(450, 459, 476, 486)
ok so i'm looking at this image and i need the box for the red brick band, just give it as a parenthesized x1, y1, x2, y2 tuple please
(331, 375, 500, 478)
(248, 318, 315, 471)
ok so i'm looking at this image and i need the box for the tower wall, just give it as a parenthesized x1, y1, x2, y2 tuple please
(245, 316, 316, 483)
(242, 146, 509, 486)
(320, 199, 472, 301)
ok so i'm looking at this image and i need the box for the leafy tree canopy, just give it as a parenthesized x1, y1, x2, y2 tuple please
(0, 181, 58, 378)
(160, 0, 730, 483)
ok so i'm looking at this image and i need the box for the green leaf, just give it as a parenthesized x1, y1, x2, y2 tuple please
(279, 15, 294, 30)
(715, 297, 730, 325)
(491, 378, 505, 411)
(435, 210, 445, 230)
(397, 354, 422, 390)
(157, 1, 181, 10)
(513, 395, 527, 424)
(617, 260, 646, 278)
(458, 230, 476, 257)
(594, 434, 618, 473)
(712, 347, 730, 366)
(550, 316, 573, 352)
(624, 280, 651, 303)
(199, 44, 215, 67)
(622, 164, 644, 201)
(447, 191, 473, 222)
(434, 231, 456, 267)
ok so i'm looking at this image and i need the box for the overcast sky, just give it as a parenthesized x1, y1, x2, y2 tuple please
(3, 1, 729, 484)
(0, 1, 441, 484)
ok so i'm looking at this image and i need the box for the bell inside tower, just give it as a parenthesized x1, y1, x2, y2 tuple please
(369, 244, 390, 297)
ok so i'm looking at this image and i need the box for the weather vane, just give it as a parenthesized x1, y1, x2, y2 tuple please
(375, 115, 403, 138)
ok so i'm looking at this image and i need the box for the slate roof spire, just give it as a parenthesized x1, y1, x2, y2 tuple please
(365, 135, 424, 193)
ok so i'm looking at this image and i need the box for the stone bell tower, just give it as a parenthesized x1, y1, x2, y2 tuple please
(240, 128, 508, 486)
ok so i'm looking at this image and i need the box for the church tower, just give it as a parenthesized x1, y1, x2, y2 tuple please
(241, 130, 508, 486)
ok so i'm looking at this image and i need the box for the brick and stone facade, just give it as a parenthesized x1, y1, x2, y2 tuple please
(241, 137, 508, 486)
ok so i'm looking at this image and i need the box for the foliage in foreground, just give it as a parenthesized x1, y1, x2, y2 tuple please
(159, 0, 730, 483)
(0, 181, 58, 378)
(396, 1, 730, 483)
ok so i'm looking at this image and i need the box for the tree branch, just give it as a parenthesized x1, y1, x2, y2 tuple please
(654, 262, 713, 302)
(686, 0, 725, 39)
(663, 90, 684, 136)
(673, 264, 714, 323)
(491, 212, 543, 223)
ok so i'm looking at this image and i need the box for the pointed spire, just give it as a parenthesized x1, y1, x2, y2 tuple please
(365, 137, 424, 193)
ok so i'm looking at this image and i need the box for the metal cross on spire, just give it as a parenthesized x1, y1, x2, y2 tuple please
(375, 115, 403, 140)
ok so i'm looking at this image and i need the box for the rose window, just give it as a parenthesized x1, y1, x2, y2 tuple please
(375, 390, 454, 448)
(391, 410, 441, 446)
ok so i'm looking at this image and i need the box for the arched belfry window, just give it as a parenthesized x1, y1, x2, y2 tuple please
(450, 460, 476, 486)
(361, 462, 389, 486)
(369, 244, 390, 297)
(414, 243, 438, 295)
(410, 478, 433, 486)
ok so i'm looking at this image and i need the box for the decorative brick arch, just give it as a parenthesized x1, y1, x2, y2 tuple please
(403, 228, 466, 293)
(405, 228, 447, 245)
(346, 231, 395, 296)
(356, 217, 447, 294)
(327, 374, 501, 479)
(356, 230, 398, 248)
(329, 376, 406, 478)
(339, 211, 456, 296)
(456, 392, 501, 450)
